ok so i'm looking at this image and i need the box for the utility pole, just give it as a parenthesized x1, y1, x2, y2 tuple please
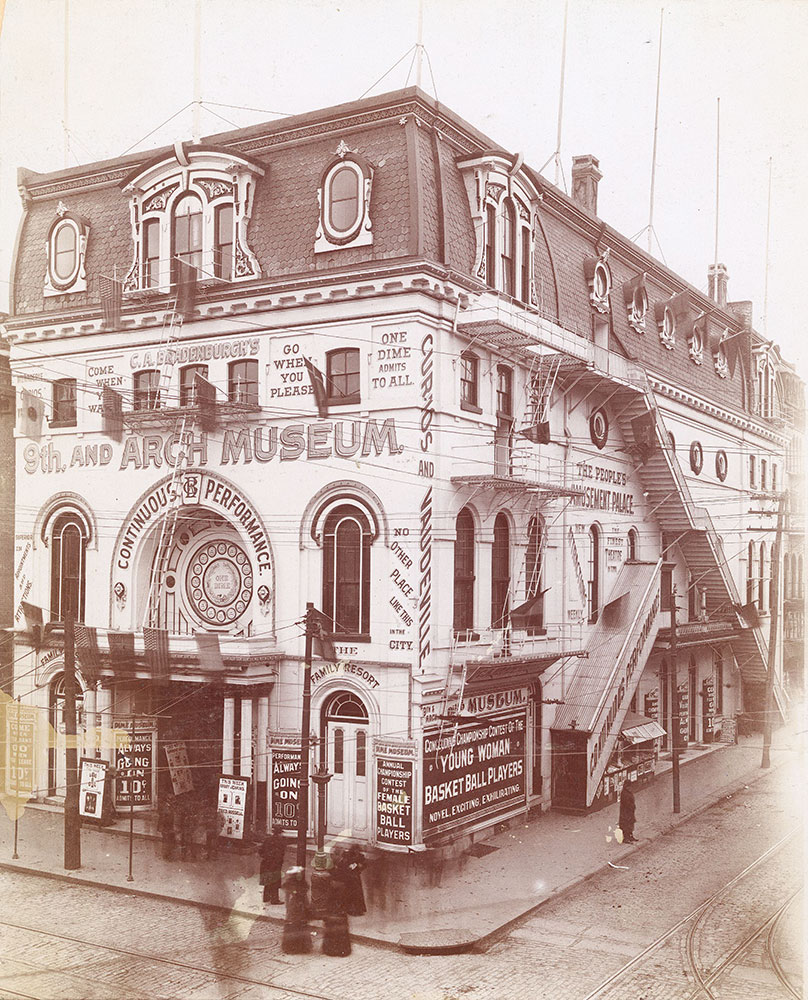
(669, 588, 681, 814)
(761, 491, 787, 768)
(63, 615, 81, 869)
(296, 603, 314, 868)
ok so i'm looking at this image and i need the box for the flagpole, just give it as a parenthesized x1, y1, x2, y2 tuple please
(63, 0, 70, 168)
(648, 7, 664, 255)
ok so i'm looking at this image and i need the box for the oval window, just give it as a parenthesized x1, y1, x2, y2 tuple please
(590, 408, 609, 449)
(632, 286, 648, 321)
(715, 449, 728, 482)
(594, 262, 611, 299)
(662, 307, 676, 343)
(690, 441, 704, 475)
(52, 221, 78, 284)
(328, 165, 360, 234)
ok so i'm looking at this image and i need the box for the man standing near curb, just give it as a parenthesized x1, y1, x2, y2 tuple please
(619, 780, 637, 843)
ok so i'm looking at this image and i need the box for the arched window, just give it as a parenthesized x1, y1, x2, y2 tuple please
(588, 525, 600, 624)
(491, 513, 510, 630)
(525, 515, 545, 633)
(499, 200, 516, 297)
(328, 165, 360, 234)
(133, 369, 161, 411)
(485, 203, 497, 288)
(494, 366, 513, 475)
(50, 512, 88, 622)
(173, 194, 203, 280)
(228, 359, 258, 404)
(627, 528, 638, 561)
(180, 364, 208, 407)
(214, 204, 234, 280)
(322, 505, 371, 637)
(454, 508, 475, 634)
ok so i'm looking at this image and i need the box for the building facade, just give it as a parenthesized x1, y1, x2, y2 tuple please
(5, 88, 804, 855)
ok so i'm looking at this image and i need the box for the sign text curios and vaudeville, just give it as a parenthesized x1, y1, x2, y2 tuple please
(23, 418, 403, 475)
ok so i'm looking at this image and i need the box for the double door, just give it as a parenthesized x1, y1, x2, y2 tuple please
(325, 719, 369, 838)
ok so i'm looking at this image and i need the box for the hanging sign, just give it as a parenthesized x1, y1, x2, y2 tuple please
(270, 742, 302, 831)
(217, 774, 250, 839)
(79, 758, 108, 819)
(164, 741, 194, 796)
(115, 728, 155, 807)
(5, 703, 37, 805)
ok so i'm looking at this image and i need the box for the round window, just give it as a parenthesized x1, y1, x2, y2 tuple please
(327, 164, 361, 236)
(590, 408, 609, 449)
(662, 307, 676, 341)
(185, 539, 253, 626)
(690, 441, 704, 475)
(692, 324, 704, 351)
(594, 262, 611, 299)
(715, 449, 728, 482)
(50, 220, 79, 287)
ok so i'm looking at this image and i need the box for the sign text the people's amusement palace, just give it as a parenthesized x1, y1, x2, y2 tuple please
(22, 417, 402, 475)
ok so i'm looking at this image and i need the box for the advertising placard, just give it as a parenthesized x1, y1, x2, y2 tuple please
(79, 757, 108, 819)
(270, 746, 302, 830)
(218, 775, 250, 839)
(677, 683, 689, 743)
(5, 703, 36, 802)
(164, 741, 194, 796)
(423, 712, 526, 835)
(375, 749, 415, 847)
(115, 728, 154, 807)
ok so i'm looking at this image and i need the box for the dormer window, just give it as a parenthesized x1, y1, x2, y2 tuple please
(689, 316, 706, 365)
(122, 145, 263, 294)
(483, 192, 533, 303)
(623, 273, 648, 334)
(315, 147, 373, 252)
(44, 206, 89, 297)
(584, 253, 611, 313)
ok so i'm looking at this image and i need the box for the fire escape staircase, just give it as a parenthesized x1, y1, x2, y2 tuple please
(552, 559, 662, 809)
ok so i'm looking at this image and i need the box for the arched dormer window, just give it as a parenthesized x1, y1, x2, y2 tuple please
(315, 147, 374, 252)
(44, 207, 89, 297)
(454, 507, 476, 635)
(499, 199, 516, 297)
(50, 510, 89, 622)
(483, 193, 532, 303)
(322, 504, 372, 638)
(122, 145, 264, 294)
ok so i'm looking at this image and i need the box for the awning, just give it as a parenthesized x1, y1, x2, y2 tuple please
(621, 712, 666, 744)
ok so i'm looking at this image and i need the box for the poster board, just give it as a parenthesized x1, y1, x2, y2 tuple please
(217, 774, 250, 839)
(79, 757, 108, 819)
(164, 741, 194, 796)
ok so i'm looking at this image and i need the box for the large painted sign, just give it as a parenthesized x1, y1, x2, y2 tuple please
(374, 739, 416, 848)
(422, 713, 526, 836)
(115, 727, 155, 807)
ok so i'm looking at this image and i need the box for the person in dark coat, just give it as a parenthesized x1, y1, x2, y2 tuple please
(259, 824, 287, 904)
(157, 794, 176, 860)
(281, 867, 312, 954)
(619, 779, 637, 843)
(336, 846, 366, 916)
(321, 867, 351, 957)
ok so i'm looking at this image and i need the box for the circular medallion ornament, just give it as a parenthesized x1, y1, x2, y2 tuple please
(690, 441, 704, 475)
(590, 408, 609, 450)
(715, 449, 728, 482)
(185, 539, 252, 626)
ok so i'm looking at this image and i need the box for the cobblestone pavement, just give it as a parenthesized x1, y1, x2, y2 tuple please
(0, 760, 801, 1000)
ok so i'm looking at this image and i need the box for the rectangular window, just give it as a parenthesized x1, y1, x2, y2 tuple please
(520, 227, 531, 303)
(228, 360, 258, 405)
(496, 366, 512, 416)
(52, 378, 77, 427)
(761, 459, 767, 490)
(500, 204, 515, 297)
(143, 219, 160, 288)
(133, 370, 161, 411)
(485, 204, 497, 289)
(460, 353, 479, 411)
(749, 455, 756, 489)
(180, 364, 209, 407)
(214, 204, 234, 281)
(772, 464, 777, 493)
(326, 348, 360, 404)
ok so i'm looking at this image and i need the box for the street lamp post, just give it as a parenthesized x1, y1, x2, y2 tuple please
(310, 762, 332, 918)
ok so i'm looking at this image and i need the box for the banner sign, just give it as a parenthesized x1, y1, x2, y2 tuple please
(270, 746, 302, 830)
(164, 741, 194, 796)
(375, 756, 414, 847)
(79, 757, 108, 819)
(115, 729, 154, 807)
(422, 713, 526, 835)
(218, 775, 250, 839)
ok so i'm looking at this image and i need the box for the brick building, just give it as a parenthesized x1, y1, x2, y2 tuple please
(4, 88, 803, 854)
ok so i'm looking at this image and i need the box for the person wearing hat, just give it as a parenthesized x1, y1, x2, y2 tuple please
(259, 824, 287, 904)
(619, 779, 638, 843)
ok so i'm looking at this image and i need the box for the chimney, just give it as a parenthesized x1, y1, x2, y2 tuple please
(571, 154, 602, 215)
(708, 262, 729, 308)
(728, 300, 753, 331)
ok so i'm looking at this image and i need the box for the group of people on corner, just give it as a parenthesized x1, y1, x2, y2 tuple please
(260, 824, 366, 957)
(157, 793, 223, 861)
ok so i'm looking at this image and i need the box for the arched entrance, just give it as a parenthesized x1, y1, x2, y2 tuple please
(48, 673, 85, 797)
(320, 690, 370, 838)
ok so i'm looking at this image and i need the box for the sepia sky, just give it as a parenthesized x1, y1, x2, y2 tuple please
(1, 0, 805, 373)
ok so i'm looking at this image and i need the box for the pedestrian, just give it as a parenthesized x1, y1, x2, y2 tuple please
(322, 867, 351, 957)
(336, 845, 366, 916)
(204, 802, 223, 860)
(619, 779, 637, 843)
(281, 867, 312, 954)
(174, 794, 192, 860)
(157, 794, 176, 860)
(259, 824, 287, 904)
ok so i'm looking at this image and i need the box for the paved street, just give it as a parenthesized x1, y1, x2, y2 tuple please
(0, 758, 801, 1000)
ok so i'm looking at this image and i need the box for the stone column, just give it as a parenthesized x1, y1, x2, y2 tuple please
(239, 697, 253, 779)
(256, 691, 270, 830)
(222, 694, 235, 774)
(97, 683, 113, 765)
(83, 683, 97, 759)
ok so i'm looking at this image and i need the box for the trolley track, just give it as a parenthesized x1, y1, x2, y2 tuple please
(766, 890, 802, 1000)
(0, 916, 338, 1000)
(582, 827, 801, 1000)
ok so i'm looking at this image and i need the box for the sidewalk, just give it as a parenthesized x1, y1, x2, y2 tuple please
(0, 733, 797, 953)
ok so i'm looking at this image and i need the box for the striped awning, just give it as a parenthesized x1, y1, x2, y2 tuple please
(622, 713, 666, 744)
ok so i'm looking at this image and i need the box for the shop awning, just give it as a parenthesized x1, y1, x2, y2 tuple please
(621, 711, 666, 743)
